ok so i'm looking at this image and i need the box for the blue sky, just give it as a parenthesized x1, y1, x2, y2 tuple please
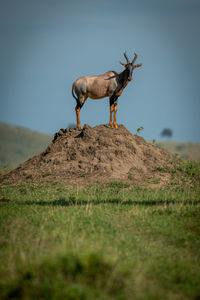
(0, 0, 200, 141)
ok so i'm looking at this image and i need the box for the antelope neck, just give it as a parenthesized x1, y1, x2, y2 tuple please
(118, 69, 130, 87)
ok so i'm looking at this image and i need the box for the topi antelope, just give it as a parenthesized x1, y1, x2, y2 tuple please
(72, 52, 142, 130)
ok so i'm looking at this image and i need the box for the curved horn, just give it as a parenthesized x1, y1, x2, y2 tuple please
(119, 61, 126, 67)
(124, 52, 130, 64)
(132, 52, 138, 66)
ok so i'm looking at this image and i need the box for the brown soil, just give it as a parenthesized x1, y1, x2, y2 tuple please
(1, 124, 173, 187)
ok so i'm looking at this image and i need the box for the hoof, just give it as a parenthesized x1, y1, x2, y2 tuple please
(113, 123, 118, 128)
(108, 123, 114, 128)
(77, 126, 82, 130)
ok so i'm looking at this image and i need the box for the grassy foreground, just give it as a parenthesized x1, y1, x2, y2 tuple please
(0, 161, 200, 299)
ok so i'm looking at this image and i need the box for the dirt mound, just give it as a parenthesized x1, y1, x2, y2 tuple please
(2, 124, 172, 186)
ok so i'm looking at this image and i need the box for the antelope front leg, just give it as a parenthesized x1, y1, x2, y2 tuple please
(113, 104, 118, 128)
(75, 106, 82, 130)
(109, 104, 114, 128)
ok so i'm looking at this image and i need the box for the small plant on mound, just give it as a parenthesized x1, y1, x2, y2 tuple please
(128, 172, 134, 180)
(136, 126, 144, 135)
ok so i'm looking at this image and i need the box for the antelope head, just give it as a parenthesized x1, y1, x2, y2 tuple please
(120, 52, 142, 81)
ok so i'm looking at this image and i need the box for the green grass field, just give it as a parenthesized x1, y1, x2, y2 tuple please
(0, 161, 200, 299)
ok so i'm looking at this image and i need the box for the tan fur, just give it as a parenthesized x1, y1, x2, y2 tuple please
(74, 71, 117, 100)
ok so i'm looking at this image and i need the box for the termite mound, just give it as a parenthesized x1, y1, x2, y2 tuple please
(1, 124, 172, 187)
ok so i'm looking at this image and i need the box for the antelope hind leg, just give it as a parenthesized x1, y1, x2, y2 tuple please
(75, 95, 87, 130)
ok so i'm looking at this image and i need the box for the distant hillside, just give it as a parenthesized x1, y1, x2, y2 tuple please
(0, 122, 51, 169)
(152, 141, 200, 161)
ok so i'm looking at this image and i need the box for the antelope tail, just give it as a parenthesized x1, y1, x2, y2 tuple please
(72, 83, 78, 101)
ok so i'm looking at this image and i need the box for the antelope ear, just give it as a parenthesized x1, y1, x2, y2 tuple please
(134, 63, 142, 69)
(119, 61, 126, 67)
